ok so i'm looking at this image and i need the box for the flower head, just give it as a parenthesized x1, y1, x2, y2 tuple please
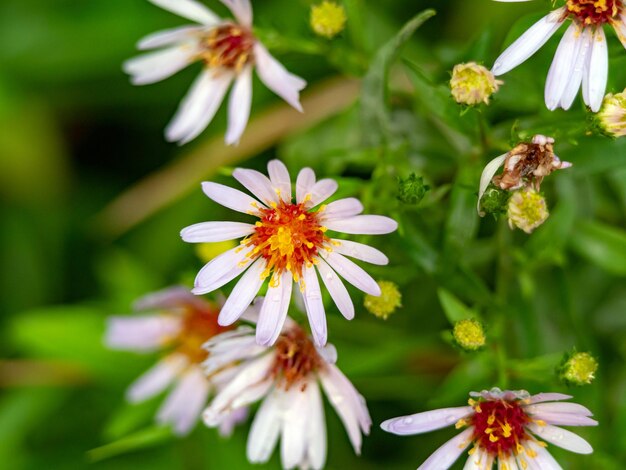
(104, 286, 245, 435)
(310, 1, 347, 39)
(507, 188, 549, 233)
(596, 89, 626, 137)
(382, 387, 597, 469)
(559, 351, 599, 386)
(450, 62, 503, 105)
(492, 0, 626, 112)
(364, 280, 402, 319)
(181, 159, 398, 346)
(202, 305, 371, 470)
(124, 0, 306, 145)
(453, 318, 486, 351)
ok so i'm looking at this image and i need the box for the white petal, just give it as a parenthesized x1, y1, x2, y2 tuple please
(192, 245, 254, 295)
(530, 412, 597, 427)
(331, 239, 388, 265)
(181, 221, 254, 243)
(133, 286, 205, 311)
(296, 168, 316, 204)
(613, 14, 626, 50)
(305, 381, 327, 470)
(149, 0, 220, 25)
(105, 315, 182, 352)
(157, 367, 209, 435)
(233, 168, 280, 205)
(124, 45, 194, 85)
(220, 0, 253, 26)
(381, 406, 474, 435)
(256, 271, 293, 346)
(218, 258, 267, 325)
(321, 198, 364, 220)
(301, 265, 327, 346)
(585, 27, 608, 112)
(308, 179, 338, 207)
(218, 407, 249, 437)
(247, 389, 282, 463)
(477, 153, 507, 215)
(315, 259, 355, 320)
(462, 447, 491, 470)
(137, 25, 203, 50)
(527, 423, 593, 454)
(560, 27, 592, 110)
(524, 402, 592, 417)
(499, 455, 519, 470)
(280, 385, 310, 469)
(201, 181, 264, 214)
(267, 160, 292, 202)
(492, 9, 565, 76)
(416, 427, 474, 470)
(126, 354, 188, 403)
(525, 441, 563, 470)
(166, 69, 233, 145)
(225, 65, 253, 145)
(254, 43, 306, 111)
(527, 393, 572, 404)
(545, 23, 581, 111)
(323, 252, 380, 296)
(325, 215, 397, 235)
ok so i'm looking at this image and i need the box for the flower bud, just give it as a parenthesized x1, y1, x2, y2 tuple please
(507, 188, 549, 234)
(397, 173, 429, 205)
(450, 62, 502, 106)
(479, 186, 510, 217)
(452, 319, 486, 352)
(596, 89, 626, 137)
(310, 1, 347, 39)
(558, 351, 598, 386)
(364, 281, 402, 320)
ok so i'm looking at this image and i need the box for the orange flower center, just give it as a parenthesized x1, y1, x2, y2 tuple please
(469, 399, 531, 457)
(271, 327, 323, 390)
(566, 0, 621, 25)
(200, 24, 255, 70)
(175, 303, 231, 363)
(245, 200, 329, 284)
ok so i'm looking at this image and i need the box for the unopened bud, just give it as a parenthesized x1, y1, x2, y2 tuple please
(397, 173, 429, 205)
(364, 281, 402, 319)
(479, 185, 511, 217)
(310, 1, 347, 39)
(596, 90, 626, 137)
(452, 319, 486, 351)
(450, 62, 502, 106)
(558, 351, 598, 386)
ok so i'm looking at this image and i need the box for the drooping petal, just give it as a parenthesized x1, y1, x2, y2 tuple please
(331, 239, 389, 265)
(126, 354, 188, 403)
(491, 9, 565, 76)
(218, 258, 267, 325)
(220, 0, 253, 27)
(149, 0, 221, 25)
(267, 160, 292, 202)
(225, 65, 253, 145)
(585, 27, 608, 112)
(201, 181, 264, 214)
(320, 198, 364, 220)
(254, 43, 306, 112)
(526, 423, 593, 454)
(192, 245, 254, 295)
(296, 168, 316, 204)
(325, 215, 397, 235)
(416, 427, 474, 470)
(381, 406, 473, 435)
(233, 168, 280, 205)
(124, 45, 195, 85)
(137, 25, 203, 50)
(256, 271, 293, 346)
(105, 315, 182, 352)
(315, 259, 355, 320)
(246, 388, 282, 463)
(323, 252, 381, 296)
(477, 153, 507, 215)
(545, 23, 581, 111)
(301, 265, 327, 347)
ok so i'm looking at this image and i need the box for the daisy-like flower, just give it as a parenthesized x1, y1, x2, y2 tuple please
(381, 387, 597, 470)
(105, 286, 246, 435)
(477, 135, 571, 216)
(492, 0, 626, 112)
(181, 159, 398, 346)
(202, 306, 371, 470)
(124, 0, 306, 145)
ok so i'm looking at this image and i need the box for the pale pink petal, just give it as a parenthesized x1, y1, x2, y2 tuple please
(308, 179, 338, 207)
(527, 392, 573, 404)
(381, 406, 474, 435)
(254, 43, 306, 111)
(531, 412, 597, 427)
(124, 45, 195, 85)
(331, 239, 388, 265)
(417, 427, 474, 470)
(315, 259, 355, 320)
(233, 168, 280, 205)
(323, 251, 380, 296)
(296, 168, 316, 204)
(149, 0, 220, 25)
(524, 401, 592, 417)
(225, 65, 253, 145)
(157, 367, 210, 435)
(267, 160, 292, 202)
(247, 389, 282, 463)
(220, 0, 252, 26)
(165, 69, 233, 145)
(325, 215, 398, 235)
(525, 440, 563, 470)
(137, 25, 203, 50)
(126, 354, 188, 403)
(181, 221, 254, 243)
(256, 271, 293, 346)
(192, 245, 254, 295)
(526, 423, 593, 454)
(133, 286, 206, 311)
(320, 198, 363, 220)
(218, 258, 267, 325)
(218, 407, 249, 437)
(201, 181, 265, 214)
(280, 385, 310, 469)
(105, 315, 182, 352)
(462, 447, 491, 470)
(305, 380, 327, 469)
(301, 265, 327, 346)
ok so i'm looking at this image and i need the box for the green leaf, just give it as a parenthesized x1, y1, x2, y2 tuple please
(437, 288, 481, 324)
(87, 426, 173, 462)
(570, 220, 626, 276)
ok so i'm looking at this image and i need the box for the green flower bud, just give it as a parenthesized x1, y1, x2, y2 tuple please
(397, 174, 429, 205)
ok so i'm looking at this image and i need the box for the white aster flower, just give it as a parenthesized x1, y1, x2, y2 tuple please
(492, 0, 626, 112)
(381, 387, 597, 470)
(202, 308, 371, 470)
(124, 0, 306, 145)
(180, 159, 398, 347)
(105, 286, 245, 436)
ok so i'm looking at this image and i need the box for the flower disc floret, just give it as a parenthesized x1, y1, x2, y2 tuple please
(201, 24, 255, 70)
(566, 0, 621, 25)
(272, 326, 324, 389)
(469, 398, 530, 457)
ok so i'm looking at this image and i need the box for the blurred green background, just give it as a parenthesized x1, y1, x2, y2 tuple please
(1, 0, 625, 468)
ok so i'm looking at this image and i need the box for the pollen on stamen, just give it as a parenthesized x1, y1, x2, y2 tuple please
(565, 0, 621, 25)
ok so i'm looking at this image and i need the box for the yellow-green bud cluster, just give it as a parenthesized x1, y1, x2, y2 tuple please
(452, 319, 486, 351)
(310, 1, 347, 39)
(450, 62, 502, 106)
(364, 281, 402, 319)
(596, 89, 626, 137)
(507, 188, 549, 234)
(558, 351, 598, 386)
